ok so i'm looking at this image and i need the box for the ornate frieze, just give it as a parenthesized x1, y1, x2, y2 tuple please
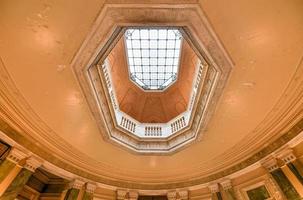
(24, 156, 43, 172)
(6, 148, 27, 164)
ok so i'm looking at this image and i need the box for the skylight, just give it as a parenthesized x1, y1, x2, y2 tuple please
(125, 28, 182, 90)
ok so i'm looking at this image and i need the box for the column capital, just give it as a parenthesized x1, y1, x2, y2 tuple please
(86, 182, 97, 194)
(276, 148, 296, 164)
(6, 147, 27, 164)
(261, 158, 279, 172)
(69, 179, 86, 190)
(208, 183, 219, 193)
(178, 190, 189, 200)
(117, 189, 128, 200)
(167, 190, 188, 200)
(220, 179, 232, 190)
(167, 191, 177, 200)
(24, 156, 43, 172)
(129, 190, 139, 200)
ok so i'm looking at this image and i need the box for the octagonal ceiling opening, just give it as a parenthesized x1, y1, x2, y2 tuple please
(106, 27, 198, 123)
(73, 5, 233, 153)
(83, 24, 222, 153)
(124, 27, 183, 91)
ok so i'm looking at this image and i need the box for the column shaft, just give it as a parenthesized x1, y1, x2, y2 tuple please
(271, 168, 301, 200)
(64, 188, 80, 200)
(82, 191, 93, 200)
(281, 165, 303, 197)
(0, 160, 15, 183)
(76, 186, 85, 200)
(0, 164, 22, 196)
(288, 161, 303, 184)
(0, 168, 32, 200)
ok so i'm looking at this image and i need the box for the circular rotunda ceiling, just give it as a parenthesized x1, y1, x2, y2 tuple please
(0, 0, 302, 190)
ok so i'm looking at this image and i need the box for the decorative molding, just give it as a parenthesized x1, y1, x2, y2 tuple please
(235, 175, 284, 200)
(128, 191, 139, 200)
(86, 182, 97, 194)
(69, 179, 86, 190)
(178, 190, 189, 200)
(6, 147, 27, 164)
(168, 190, 189, 200)
(117, 189, 128, 200)
(275, 148, 296, 164)
(24, 156, 43, 172)
(167, 191, 177, 200)
(267, 175, 284, 200)
(261, 158, 279, 172)
(116, 189, 138, 200)
(208, 183, 219, 193)
(220, 179, 232, 191)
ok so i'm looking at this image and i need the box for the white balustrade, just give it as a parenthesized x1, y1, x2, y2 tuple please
(170, 116, 186, 133)
(195, 61, 204, 89)
(101, 63, 111, 89)
(120, 116, 136, 133)
(99, 58, 204, 138)
(145, 126, 162, 136)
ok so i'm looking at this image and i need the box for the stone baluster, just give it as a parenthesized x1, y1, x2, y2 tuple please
(220, 180, 237, 200)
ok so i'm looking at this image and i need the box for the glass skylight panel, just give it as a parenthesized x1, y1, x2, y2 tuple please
(125, 28, 182, 90)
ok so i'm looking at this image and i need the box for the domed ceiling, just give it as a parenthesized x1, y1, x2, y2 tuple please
(0, 0, 302, 190)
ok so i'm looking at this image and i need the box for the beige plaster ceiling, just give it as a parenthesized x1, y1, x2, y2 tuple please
(108, 38, 197, 123)
(0, 0, 302, 189)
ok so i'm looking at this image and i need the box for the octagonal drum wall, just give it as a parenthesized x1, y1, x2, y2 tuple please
(107, 37, 198, 123)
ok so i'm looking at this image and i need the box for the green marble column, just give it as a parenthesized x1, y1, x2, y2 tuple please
(0, 168, 32, 200)
(288, 160, 303, 184)
(64, 188, 80, 200)
(82, 191, 93, 200)
(0, 160, 15, 183)
(271, 168, 301, 200)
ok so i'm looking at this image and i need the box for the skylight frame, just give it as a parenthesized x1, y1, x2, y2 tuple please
(124, 27, 183, 91)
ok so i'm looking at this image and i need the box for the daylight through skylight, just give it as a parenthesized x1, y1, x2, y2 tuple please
(125, 28, 182, 90)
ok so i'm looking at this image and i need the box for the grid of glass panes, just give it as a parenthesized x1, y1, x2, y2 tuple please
(125, 28, 182, 90)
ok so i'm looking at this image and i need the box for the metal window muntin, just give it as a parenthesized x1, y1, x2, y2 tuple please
(124, 27, 183, 91)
